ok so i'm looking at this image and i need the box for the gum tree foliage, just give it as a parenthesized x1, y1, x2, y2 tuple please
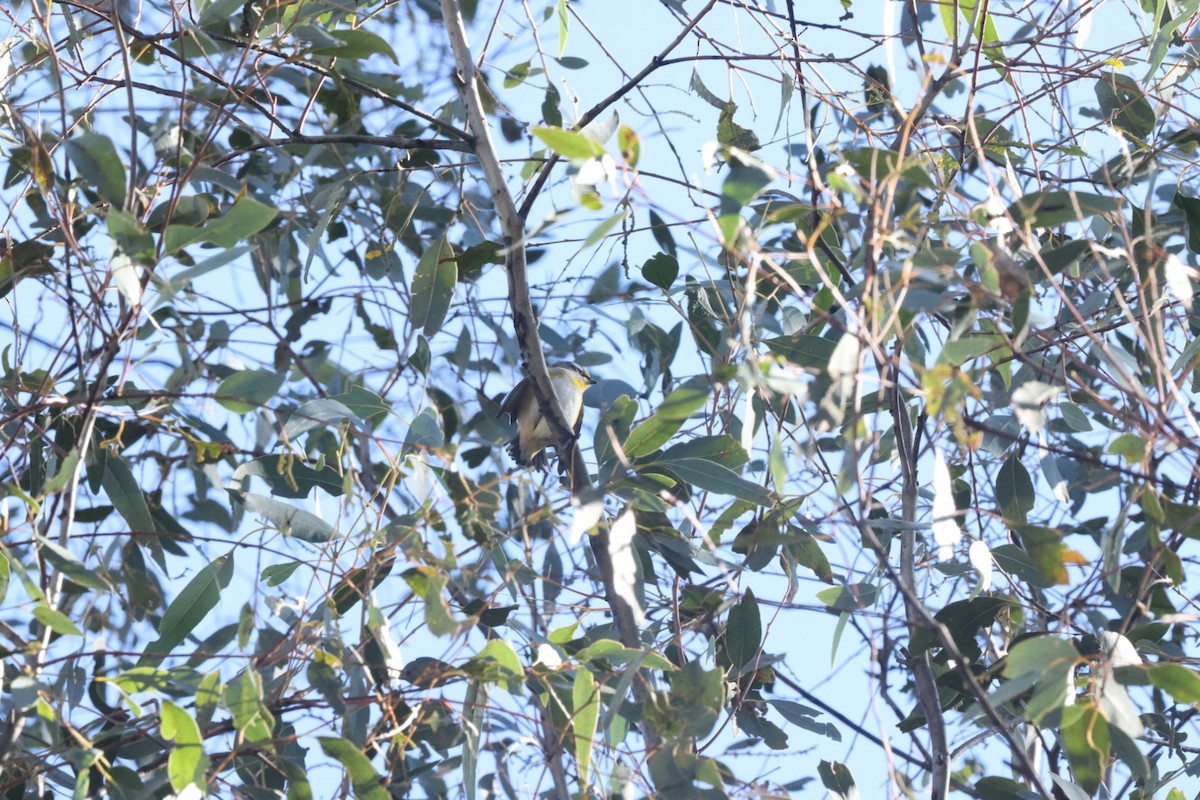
(6, 0, 1200, 797)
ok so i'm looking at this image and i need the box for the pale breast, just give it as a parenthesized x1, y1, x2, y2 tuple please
(550, 372, 585, 426)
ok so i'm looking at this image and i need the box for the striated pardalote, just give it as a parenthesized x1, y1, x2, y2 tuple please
(498, 361, 595, 471)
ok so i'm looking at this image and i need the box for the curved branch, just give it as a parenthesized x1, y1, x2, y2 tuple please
(890, 379, 951, 800)
(437, 0, 658, 754)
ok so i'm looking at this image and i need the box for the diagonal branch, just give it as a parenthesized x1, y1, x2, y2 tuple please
(890, 376, 951, 800)
(437, 0, 659, 755)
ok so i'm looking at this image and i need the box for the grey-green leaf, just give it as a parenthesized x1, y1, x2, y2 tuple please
(996, 455, 1035, 523)
(411, 236, 456, 337)
(239, 493, 336, 542)
(65, 133, 126, 206)
(37, 536, 110, 591)
(318, 737, 390, 800)
(764, 334, 838, 370)
(216, 369, 286, 414)
(725, 588, 762, 673)
(141, 553, 234, 662)
(404, 407, 445, 451)
(661, 457, 771, 505)
(101, 453, 157, 535)
(1006, 191, 1122, 229)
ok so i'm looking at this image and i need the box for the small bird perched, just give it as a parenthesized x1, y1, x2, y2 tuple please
(498, 361, 595, 471)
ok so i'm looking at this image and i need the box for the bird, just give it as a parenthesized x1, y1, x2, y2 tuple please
(498, 361, 596, 471)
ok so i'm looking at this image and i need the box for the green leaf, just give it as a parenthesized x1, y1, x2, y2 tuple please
(1028, 238, 1091, 276)
(503, 60, 532, 88)
(404, 407, 445, 451)
(991, 543, 1056, 589)
(642, 252, 678, 290)
(541, 84, 563, 127)
(764, 334, 838, 370)
(262, 561, 302, 586)
(216, 369, 285, 414)
(164, 193, 278, 252)
(582, 209, 626, 249)
(720, 161, 774, 212)
(660, 457, 771, 505)
(101, 453, 157, 535)
(815, 583, 878, 612)
(717, 103, 760, 151)
(623, 380, 711, 458)
(572, 667, 600, 782)
(618, 124, 640, 167)
(787, 529, 834, 583)
(690, 68, 725, 110)
(1061, 703, 1109, 795)
(309, 28, 398, 62)
(664, 660, 723, 738)
(454, 240, 505, 277)
(1006, 191, 1121, 229)
(65, 133, 126, 205)
(973, 777, 1033, 799)
(239, 493, 337, 542)
(283, 397, 360, 439)
(107, 210, 156, 264)
(463, 680, 484, 800)
(996, 455, 1034, 523)
(330, 387, 391, 422)
(911, 596, 1009, 658)
(330, 557, 395, 616)
(1059, 403, 1092, 432)
(649, 209, 677, 256)
(1148, 663, 1200, 703)
(768, 699, 841, 740)
(1012, 524, 1073, 586)
(556, 0, 568, 56)
(318, 737, 390, 800)
(146, 194, 214, 230)
(142, 554, 234, 662)
(660, 435, 748, 468)
(224, 670, 274, 742)
(402, 567, 458, 636)
(467, 639, 524, 687)
(938, 0, 1006, 68)
(725, 588, 762, 673)
(571, 639, 672, 670)
(232, 456, 346, 499)
(1095, 72, 1156, 140)
(1003, 635, 1079, 723)
(33, 603, 82, 636)
(198, 0, 244, 25)
(532, 126, 604, 159)
(718, 160, 773, 245)
(161, 700, 208, 791)
(940, 334, 1004, 365)
(1144, 0, 1200, 79)
(36, 535, 109, 591)
(410, 236, 456, 337)
(818, 760, 858, 800)
(1173, 191, 1200, 254)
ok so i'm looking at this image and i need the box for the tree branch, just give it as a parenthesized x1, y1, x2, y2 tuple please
(890, 378, 951, 800)
(437, 0, 659, 754)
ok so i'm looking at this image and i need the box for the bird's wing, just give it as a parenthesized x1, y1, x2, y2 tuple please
(498, 379, 529, 421)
